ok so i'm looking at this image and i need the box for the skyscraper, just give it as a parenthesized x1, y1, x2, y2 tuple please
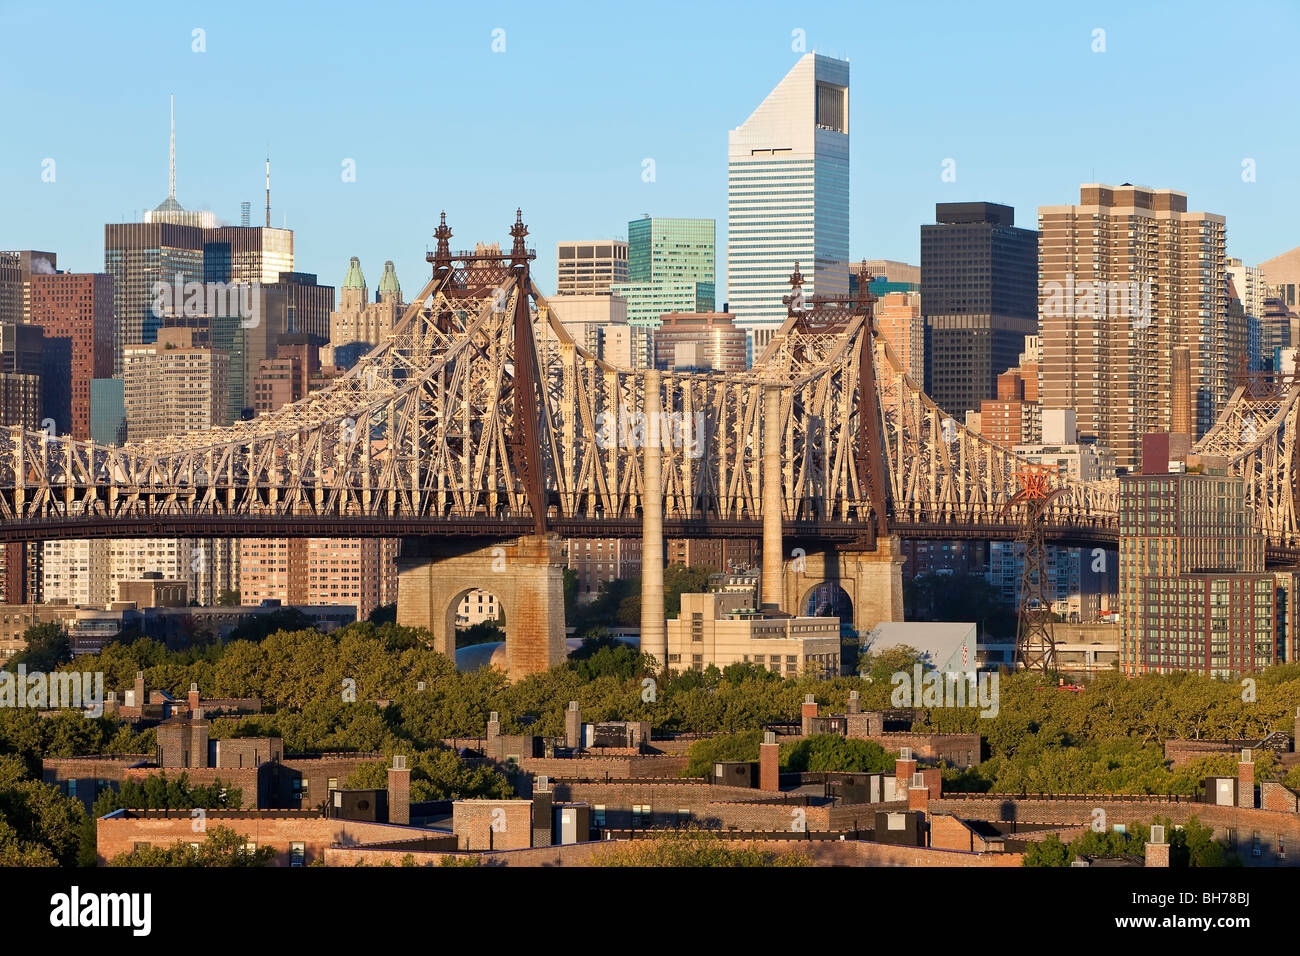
(1039, 184, 1231, 471)
(29, 272, 114, 439)
(1119, 469, 1272, 677)
(122, 327, 230, 441)
(556, 240, 628, 294)
(322, 258, 401, 369)
(104, 221, 204, 376)
(0, 322, 44, 430)
(727, 53, 849, 356)
(144, 96, 217, 230)
(0, 250, 57, 325)
(106, 100, 299, 376)
(610, 217, 716, 368)
(921, 202, 1038, 419)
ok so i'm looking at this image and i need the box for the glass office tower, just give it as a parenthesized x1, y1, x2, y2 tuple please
(727, 53, 850, 361)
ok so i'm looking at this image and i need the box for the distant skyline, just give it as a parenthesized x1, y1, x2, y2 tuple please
(2, 0, 1298, 301)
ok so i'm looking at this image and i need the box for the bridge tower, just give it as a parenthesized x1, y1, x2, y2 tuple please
(761, 261, 903, 631)
(397, 211, 567, 679)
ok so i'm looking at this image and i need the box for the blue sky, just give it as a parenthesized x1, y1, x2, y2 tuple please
(2, 0, 1297, 298)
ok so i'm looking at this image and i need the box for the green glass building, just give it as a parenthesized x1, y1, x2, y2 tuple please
(611, 217, 715, 368)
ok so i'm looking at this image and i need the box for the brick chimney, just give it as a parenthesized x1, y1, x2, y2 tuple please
(1144, 824, 1170, 867)
(895, 747, 916, 790)
(189, 708, 210, 769)
(564, 700, 582, 750)
(1238, 749, 1255, 809)
(486, 711, 501, 759)
(130, 670, 145, 709)
(1294, 707, 1299, 753)
(908, 772, 930, 816)
(920, 767, 943, 799)
(846, 690, 861, 715)
(388, 755, 411, 825)
(801, 694, 818, 735)
(188, 681, 200, 713)
(759, 731, 780, 791)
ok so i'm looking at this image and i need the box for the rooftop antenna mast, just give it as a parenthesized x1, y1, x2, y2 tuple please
(168, 94, 176, 200)
(265, 147, 271, 228)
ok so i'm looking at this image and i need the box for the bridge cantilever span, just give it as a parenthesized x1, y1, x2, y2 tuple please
(15, 213, 1294, 672)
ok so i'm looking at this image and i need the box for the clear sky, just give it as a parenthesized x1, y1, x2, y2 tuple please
(2, 0, 1297, 298)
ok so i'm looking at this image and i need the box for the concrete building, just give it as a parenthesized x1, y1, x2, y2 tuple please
(875, 291, 924, 384)
(456, 590, 501, 626)
(653, 311, 747, 373)
(1039, 184, 1232, 470)
(239, 538, 397, 621)
(28, 272, 114, 440)
(40, 537, 236, 610)
(123, 327, 230, 441)
(321, 258, 401, 369)
(0, 250, 57, 325)
(253, 338, 320, 414)
(921, 202, 1038, 419)
(541, 293, 631, 366)
(158, 279, 306, 421)
(104, 221, 205, 376)
(567, 538, 643, 602)
(665, 590, 840, 677)
(727, 53, 849, 356)
(42, 540, 111, 607)
(266, 271, 334, 346)
(0, 322, 43, 431)
(1120, 465, 1272, 676)
(1261, 243, 1300, 312)
(555, 239, 628, 294)
(611, 217, 716, 369)
(863, 259, 921, 287)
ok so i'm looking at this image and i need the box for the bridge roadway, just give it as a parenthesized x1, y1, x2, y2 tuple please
(0, 511, 1121, 550)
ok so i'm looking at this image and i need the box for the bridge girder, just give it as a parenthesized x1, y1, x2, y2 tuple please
(0, 215, 1126, 548)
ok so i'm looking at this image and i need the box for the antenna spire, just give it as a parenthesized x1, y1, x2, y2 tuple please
(265, 148, 271, 228)
(169, 94, 176, 200)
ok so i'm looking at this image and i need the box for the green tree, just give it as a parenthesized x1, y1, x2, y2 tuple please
(216, 589, 241, 607)
(92, 772, 242, 816)
(107, 825, 275, 867)
(683, 730, 764, 777)
(342, 750, 513, 801)
(0, 754, 88, 867)
(228, 608, 315, 643)
(780, 734, 894, 774)
(368, 603, 397, 625)
(1023, 834, 1071, 867)
(456, 619, 504, 649)
(7, 622, 71, 673)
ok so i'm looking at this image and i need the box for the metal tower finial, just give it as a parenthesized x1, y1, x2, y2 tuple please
(509, 208, 529, 263)
(433, 211, 453, 271)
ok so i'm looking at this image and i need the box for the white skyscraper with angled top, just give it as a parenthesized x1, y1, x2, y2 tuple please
(727, 53, 850, 360)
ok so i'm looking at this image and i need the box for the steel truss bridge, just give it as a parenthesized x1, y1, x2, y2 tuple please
(0, 212, 1292, 563)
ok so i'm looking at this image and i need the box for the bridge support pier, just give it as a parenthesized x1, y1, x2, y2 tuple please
(396, 535, 567, 680)
(781, 535, 904, 635)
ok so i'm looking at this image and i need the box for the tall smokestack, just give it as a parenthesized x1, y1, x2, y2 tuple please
(265, 151, 271, 228)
